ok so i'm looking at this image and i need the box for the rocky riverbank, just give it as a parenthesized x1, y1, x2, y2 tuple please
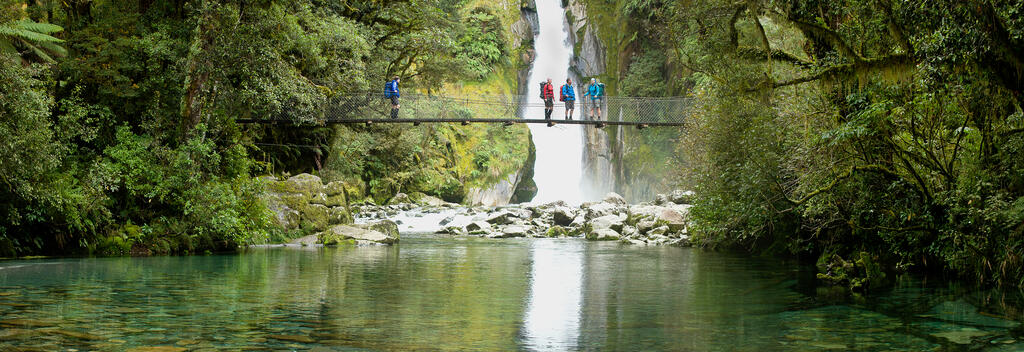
(262, 174, 399, 246)
(356, 190, 694, 246)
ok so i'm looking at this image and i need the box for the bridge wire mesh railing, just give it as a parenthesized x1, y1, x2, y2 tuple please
(264, 92, 692, 126)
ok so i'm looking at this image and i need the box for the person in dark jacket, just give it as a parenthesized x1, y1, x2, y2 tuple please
(542, 78, 555, 121)
(561, 78, 576, 120)
(385, 76, 400, 119)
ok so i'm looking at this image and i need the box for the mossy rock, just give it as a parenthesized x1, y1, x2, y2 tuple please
(328, 207, 353, 225)
(545, 226, 569, 238)
(324, 181, 347, 197)
(359, 220, 400, 240)
(318, 223, 399, 245)
(300, 204, 332, 232)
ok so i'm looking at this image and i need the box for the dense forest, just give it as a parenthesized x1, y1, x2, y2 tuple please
(581, 0, 1024, 288)
(0, 0, 530, 256)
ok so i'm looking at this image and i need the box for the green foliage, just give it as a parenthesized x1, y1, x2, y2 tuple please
(456, 8, 507, 79)
(0, 0, 530, 256)
(0, 15, 66, 63)
(651, 0, 1024, 288)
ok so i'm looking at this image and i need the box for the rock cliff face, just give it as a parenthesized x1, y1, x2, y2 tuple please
(565, 0, 617, 200)
(511, 1, 540, 99)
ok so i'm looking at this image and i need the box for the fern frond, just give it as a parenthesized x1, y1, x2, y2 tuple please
(14, 20, 64, 35)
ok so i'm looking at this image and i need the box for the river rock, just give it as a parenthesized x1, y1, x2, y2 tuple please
(551, 206, 576, 226)
(588, 228, 620, 241)
(648, 225, 669, 237)
(486, 209, 531, 225)
(668, 190, 695, 204)
(603, 192, 626, 205)
(318, 223, 398, 245)
(389, 193, 411, 205)
(497, 224, 530, 238)
(466, 221, 492, 234)
(439, 216, 455, 226)
(281, 174, 323, 194)
(636, 219, 656, 233)
(590, 214, 625, 232)
(417, 194, 447, 207)
(621, 225, 639, 238)
(584, 202, 620, 219)
(436, 226, 466, 236)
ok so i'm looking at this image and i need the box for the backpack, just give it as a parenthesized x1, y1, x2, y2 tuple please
(559, 85, 567, 102)
(539, 82, 546, 99)
(596, 83, 605, 97)
(384, 81, 393, 98)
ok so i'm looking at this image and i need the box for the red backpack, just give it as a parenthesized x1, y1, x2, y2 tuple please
(559, 85, 567, 102)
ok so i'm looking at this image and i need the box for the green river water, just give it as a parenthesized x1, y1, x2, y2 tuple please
(0, 234, 1022, 351)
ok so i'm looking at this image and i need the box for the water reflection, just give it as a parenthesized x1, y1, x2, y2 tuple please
(0, 236, 1021, 351)
(522, 239, 584, 350)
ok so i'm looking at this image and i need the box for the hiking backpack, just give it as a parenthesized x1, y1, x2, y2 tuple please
(539, 82, 546, 99)
(383, 81, 393, 98)
(559, 85, 567, 102)
(596, 83, 605, 97)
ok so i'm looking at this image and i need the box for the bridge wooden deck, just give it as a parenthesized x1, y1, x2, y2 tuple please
(235, 118, 684, 128)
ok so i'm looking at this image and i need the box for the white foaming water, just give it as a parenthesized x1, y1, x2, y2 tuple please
(525, 0, 585, 206)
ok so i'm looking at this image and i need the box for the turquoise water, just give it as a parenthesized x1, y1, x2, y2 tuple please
(0, 234, 1021, 351)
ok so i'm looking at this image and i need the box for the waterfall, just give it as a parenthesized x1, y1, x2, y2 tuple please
(523, 0, 585, 205)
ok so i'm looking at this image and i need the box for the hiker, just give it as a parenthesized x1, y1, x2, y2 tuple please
(560, 78, 576, 120)
(540, 78, 555, 120)
(384, 76, 400, 119)
(583, 78, 605, 120)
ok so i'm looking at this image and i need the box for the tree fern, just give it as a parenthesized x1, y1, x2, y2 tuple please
(0, 19, 66, 63)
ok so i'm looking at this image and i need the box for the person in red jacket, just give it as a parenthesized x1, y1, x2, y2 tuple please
(542, 78, 555, 121)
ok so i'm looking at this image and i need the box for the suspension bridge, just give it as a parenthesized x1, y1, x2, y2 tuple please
(235, 92, 691, 128)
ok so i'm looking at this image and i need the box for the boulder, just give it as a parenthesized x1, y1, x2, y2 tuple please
(439, 216, 455, 226)
(417, 195, 447, 207)
(668, 190, 695, 205)
(654, 194, 670, 205)
(303, 204, 332, 231)
(328, 207, 353, 225)
(648, 225, 669, 237)
(603, 192, 626, 205)
(584, 202, 620, 219)
(587, 228, 620, 241)
(318, 223, 398, 245)
(355, 220, 400, 240)
(486, 209, 531, 225)
(436, 226, 466, 236)
(636, 220, 656, 233)
(590, 214, 625, 233)
(324, 181, 346, 197)
(466, 221, 492, 234)
(658, 206, 689, 232)
(497, 224, 530, 238)
(621, 225, 639, 238)
(389, 193, 411, 205)
(551, 206, 576, 226)
(281, 173, 323, 194)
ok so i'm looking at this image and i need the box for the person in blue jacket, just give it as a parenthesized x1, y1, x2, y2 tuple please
(560, 78, 576, 120)
(583, 78, 605, 121)
(384, 76, 400, 119)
